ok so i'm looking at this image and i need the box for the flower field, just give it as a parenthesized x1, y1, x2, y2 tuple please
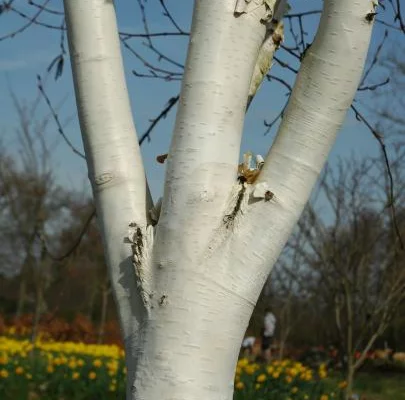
(0, 336, 126, 399)
(0, 334, 345, 400)
(234, 358, 341, 400)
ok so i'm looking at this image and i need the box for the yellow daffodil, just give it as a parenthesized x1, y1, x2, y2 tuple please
(0, 369, 9, 378)
(244, 365, 255, 375)
(338, 381, 348, 389)
(237, 358, 249, 367)
(15, 366, 24, 375)
(235, 381, 244, 390)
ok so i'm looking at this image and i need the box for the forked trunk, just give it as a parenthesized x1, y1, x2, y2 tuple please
(63, 0, 376, 399)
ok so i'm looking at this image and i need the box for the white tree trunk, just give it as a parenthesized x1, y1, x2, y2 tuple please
(63, 0, 376, 399)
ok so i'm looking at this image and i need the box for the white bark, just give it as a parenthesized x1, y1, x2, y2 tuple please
(229, 0, 377, 292)
(63, 0, 151, 374)
(63, 0, 376, 399)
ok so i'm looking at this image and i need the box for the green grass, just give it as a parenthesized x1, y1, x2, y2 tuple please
(328, 372, 405, 400)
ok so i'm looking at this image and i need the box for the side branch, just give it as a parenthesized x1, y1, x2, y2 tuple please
(63, 0, 152, 344)
(155, 0, 272, 263)
(227, 0, 377, 295)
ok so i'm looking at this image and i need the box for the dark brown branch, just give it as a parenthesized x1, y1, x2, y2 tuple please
(9, 4, 64, 30)
(136, 0, 185, 71)
(121, 38, 183, 81)
(280, 44, 301, 61)
(273, 55, 299, 74)
(267, 74, 293, 92)
(375, 18, 403, 30)
(120, 31, 188, 39)
(37, 208, 96, 261)
(264, 101, 288, 135)
(159, 0, 185, 34)
(359, 30, 388, 89)
(286, 10, 322, 18)
(37, 75, 85, 160)
(393, 0, 405, 32)
(139, 95, 180, 145)
(27, 0, 64, 16)
(358, 77, 390, 92)
(0, 0, 51, 41)
(132, 69, 182, 81)
(351, 104, 404, 250)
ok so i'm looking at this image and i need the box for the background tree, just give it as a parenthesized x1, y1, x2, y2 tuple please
(296, 152, 405, 399)
(262, 228, 309, 359)
(0, 95, 70, 329)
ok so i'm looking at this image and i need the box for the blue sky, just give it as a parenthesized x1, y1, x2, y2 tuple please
(0, 0, 400, 200)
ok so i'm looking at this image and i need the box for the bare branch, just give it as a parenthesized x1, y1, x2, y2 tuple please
(37, 75, 85, 160)
(37, 207, 96, 261)
(159, 0, 185, 34)
(351, 104, 404, 250)
(138, 95, 180, 146)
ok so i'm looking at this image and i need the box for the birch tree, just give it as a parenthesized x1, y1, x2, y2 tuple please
(297, 153, 405, 399)
(63, 0, 377, 398)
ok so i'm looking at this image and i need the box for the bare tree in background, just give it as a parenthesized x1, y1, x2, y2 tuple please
(0, 94, 71, 340)
(374, 44, 405, 133)
(267, 230, 308, 359)
(55, 200, 112, 343)
(297, 152, 405, 399)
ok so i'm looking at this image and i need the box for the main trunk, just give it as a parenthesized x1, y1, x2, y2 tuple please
(129, 286, 253, 400)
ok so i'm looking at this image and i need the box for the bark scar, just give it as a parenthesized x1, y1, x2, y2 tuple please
(126, 222, 154, 310)
(158, 295, 168, 306)
(223, 178, 247, 229)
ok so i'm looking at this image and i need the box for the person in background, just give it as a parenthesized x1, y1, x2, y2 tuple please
(262, 306, 276, 362)
(241, 335, 256, 359)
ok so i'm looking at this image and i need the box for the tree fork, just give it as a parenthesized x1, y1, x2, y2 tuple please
(63, 0, 376, 398)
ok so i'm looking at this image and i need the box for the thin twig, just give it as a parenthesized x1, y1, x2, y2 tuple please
(358, 78, 390, 92)
(273, 55, 299, 74)
(120, 31, 188, 40)
(10, 5, 63, 30)
(139, 95, 180, 145)
(264, 101, 288, 135)
(351, 104, 404, 250)
(360, 30, 388, 88)
(159, 0, 185, 34)
(37, 208, 96, 261)
(37, 75, 85, 160)
(28, 0, 64, 16)
(0, 0, 52, 41)
(267, 74, 293, 92)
